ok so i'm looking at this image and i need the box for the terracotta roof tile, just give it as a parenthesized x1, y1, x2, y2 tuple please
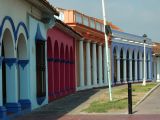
(152, 42, 160, 55)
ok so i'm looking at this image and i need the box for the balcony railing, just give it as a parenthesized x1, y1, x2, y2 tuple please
(75, 12, 104, 32)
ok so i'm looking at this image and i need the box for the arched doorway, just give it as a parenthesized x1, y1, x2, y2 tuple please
(53, 41, 60, 97)
(17, 34, 28, 100)
(2, 28, 15, 106)
(126, 50, 130, 82)
(120, 48, 123, 83)
(113, 47, 117, 84)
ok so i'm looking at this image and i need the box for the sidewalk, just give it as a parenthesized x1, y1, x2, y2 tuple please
(133, 83, 160, 114)
(14, 84, 160, 120)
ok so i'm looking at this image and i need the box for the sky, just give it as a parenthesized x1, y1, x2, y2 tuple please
(48, 0, 160, 42)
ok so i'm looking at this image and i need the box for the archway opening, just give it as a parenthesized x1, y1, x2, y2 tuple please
(132, 51, 135, 81)
(2, 44, 6, 105)
(2, 28, 15, 105)
(113, 47, 117, 84)
(120, 49, 123, 83)
(147, 52, 150, 79)
(17, 34, 27, 100)
(126, 50, 129, 82)
(137, 52, 140, 81)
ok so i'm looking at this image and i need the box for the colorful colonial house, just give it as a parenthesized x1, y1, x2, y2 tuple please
(56, 8, 153, 91)
(0, 0, 58, 119)
(152, 42, 160, 82)
(56, 8, 115, 91)
(47, 19, 82, 101)
(111, 30, 153, 84)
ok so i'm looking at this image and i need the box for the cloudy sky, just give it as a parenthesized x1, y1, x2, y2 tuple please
(48, 0, 160, 42)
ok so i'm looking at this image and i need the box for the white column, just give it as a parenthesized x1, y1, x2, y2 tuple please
(148, 61, 151, 80)
(129, 59, 132, 82)
(139, 55, 143, 81)
(79, 40, 84, 88)
(123, 58, 127, 83)
(98, 45, 103, 86)
(86, 42, 91, 88)
(103, 46, 108, 85)
(157, 57, 160, 82)
(135, 59, 138, 82)
(154, 61, 157, 81)
(117, 58, 121, 84)
(92, 43, 97, 87)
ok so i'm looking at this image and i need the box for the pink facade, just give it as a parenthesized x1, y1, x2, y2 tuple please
(47, 26, 76, 101)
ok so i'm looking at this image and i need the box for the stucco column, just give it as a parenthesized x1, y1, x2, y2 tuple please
(92, 43, 97, 87)
(116, 57, 121, 84)
(103, 45, 108, 85)
(123, 58, 127, 83)
(157, 57, 160, 82)
(129, 59, 132, 82)
(86, 42, 91, 88)
(134, 59, 138, 82)
(139, 55, 143, 81)
(79, 40, 85, 88)
(98, 45, 103, 86)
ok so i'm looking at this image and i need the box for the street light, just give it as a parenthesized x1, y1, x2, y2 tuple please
(101, 0, 112, 101)
(142, 34, 147, 86)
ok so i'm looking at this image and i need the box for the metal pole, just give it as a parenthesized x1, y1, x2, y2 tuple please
(142, 37, 146, 86)
(128, 82, 132, 114)
(101, 0, 112, 101)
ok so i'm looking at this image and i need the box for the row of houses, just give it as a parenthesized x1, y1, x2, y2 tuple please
(0, 0, 159, 119)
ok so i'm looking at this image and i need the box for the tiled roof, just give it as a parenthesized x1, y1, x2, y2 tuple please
(152, 42, 160, 55)
(55, 19, 82, 39)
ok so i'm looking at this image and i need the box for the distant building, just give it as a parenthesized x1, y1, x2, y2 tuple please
(152, 42, 160, 82)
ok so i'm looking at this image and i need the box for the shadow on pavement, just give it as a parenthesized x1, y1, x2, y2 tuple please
(14, 88, 100, 120)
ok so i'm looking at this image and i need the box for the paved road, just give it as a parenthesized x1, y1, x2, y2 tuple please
(14, 84, 160, 120)
(134, 84, 160, 114)
(15, 114, 160, 120)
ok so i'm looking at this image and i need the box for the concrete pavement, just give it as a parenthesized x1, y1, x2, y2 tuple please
(134, 83, 160, 114)
(14, 83, 160, 120)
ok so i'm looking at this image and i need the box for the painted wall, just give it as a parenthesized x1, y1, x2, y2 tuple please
(0, 0, 54, 112)
(47, 27, 76, 101)
(29, 16, 49, 109)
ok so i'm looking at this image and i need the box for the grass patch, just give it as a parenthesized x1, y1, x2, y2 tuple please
(83, 82, 157, 113)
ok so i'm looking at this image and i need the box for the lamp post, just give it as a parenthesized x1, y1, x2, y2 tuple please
(142, 34, 147, 86)
(101, 0, 112, 101)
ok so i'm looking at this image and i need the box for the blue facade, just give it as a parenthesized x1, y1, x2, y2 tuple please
(111, 30, 153, 84)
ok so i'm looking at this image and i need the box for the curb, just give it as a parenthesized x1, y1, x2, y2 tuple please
(133, 82, 160, 109)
